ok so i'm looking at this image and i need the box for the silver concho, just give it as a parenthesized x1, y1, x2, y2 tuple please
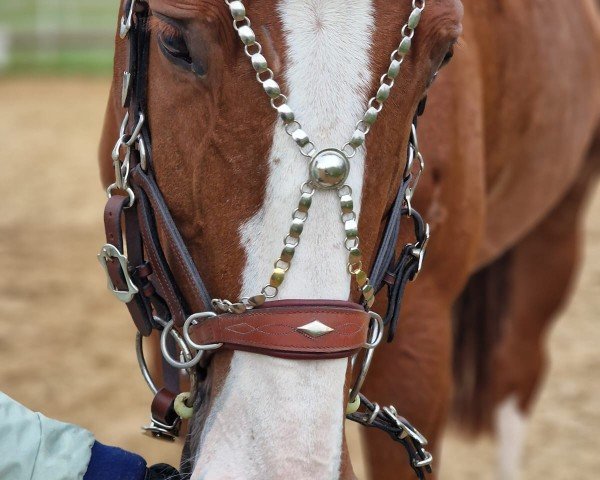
(309, 149, 350, 190)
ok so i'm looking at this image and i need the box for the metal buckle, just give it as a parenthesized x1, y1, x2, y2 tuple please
(97, 244, 139, 303)
(142, 417, 180, 442)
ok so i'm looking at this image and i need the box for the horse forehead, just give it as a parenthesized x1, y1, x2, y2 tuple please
(149, 0, 230, 20)
(426, 0, 464, 33)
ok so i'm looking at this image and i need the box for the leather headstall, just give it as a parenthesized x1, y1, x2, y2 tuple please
(100, 1, 432, 478)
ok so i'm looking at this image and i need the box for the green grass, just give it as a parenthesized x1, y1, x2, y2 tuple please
(0, 0, 119, 75)
(5, 49, 114, 76)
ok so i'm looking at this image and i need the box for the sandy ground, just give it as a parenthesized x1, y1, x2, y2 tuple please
(0, 78, 599, 479)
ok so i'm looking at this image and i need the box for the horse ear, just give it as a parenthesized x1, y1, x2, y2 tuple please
(98, 0, 128, 189)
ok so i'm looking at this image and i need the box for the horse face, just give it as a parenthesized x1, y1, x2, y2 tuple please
(102, 0, 462, 478)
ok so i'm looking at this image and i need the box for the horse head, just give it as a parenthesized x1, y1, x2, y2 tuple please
(99, 1, 462, 478)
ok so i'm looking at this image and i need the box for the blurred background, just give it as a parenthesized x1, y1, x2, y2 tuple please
(0, 1, 599, 479)
(0, 0, 115, 74)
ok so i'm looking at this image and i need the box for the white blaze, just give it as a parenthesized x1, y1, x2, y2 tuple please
(193, 0, 375, 478)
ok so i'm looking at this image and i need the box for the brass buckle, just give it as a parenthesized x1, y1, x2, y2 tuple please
(97, 244, 139, 303)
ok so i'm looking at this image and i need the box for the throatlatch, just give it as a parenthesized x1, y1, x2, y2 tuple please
(99, 0, 432, 477)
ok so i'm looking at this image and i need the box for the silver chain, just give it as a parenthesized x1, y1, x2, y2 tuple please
(224, 0, 425, 159)
(213, 1, 427, 314)
(118, 0, 430, 412)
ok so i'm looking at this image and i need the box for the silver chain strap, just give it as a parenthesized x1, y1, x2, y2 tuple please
(213, 1, 427, 315)
(224, 0, 425, 158)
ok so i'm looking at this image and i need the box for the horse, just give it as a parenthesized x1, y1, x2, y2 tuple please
(98, 0, 600, 478)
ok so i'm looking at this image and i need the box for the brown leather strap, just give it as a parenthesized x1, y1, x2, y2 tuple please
(151, 388, 179, 426)
(132, 166, 213, 325)
(188, 300, 370, 359)
(103, 194, 153, 335)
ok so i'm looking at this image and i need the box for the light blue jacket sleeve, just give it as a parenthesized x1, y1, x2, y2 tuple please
(0, 392, 94, 480)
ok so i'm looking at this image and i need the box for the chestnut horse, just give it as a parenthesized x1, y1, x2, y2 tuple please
(99, 0, 600, 478)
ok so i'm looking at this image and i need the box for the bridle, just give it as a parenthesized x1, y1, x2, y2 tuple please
(99, 0, 433, 477)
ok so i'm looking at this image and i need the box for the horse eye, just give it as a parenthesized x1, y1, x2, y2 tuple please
(428, 43, 455, 87)
(158, 31, 206, 76)
(441, 44, 455, 67)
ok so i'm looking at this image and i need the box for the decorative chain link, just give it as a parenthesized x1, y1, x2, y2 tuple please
(224, 0, 426, 159)
(337, 185, 376, 309)
(213, 0, 427, 314)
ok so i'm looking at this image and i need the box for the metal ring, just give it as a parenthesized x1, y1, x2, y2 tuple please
(349, 348, 374, 403)
(244, 42, 262, 57)
(137, 319, 197, 393)
(136, 332, 159, 394)
(261, 285, 279, 298)
(106, 184, 135, 208)
(341, 143, 357, 158)
(300, 182, 316, 196)
(364, 311, 384, 349)
(183, 312, 223, 351)
(160, 320, 204, 369)
(105, 184, 135, 205)
(337, 185, 353, 198)
(232, 16, 251, 30)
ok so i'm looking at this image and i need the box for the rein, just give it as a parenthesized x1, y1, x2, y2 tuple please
(100, 0, 432, 477)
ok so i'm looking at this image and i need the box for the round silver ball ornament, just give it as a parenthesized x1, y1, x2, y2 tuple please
(309, 149, 350, 190)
